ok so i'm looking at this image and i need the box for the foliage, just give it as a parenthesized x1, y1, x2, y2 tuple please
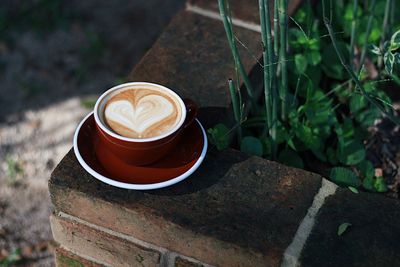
(5, 154, 22, 186)
(209, 0, 400, 192)
(338, 222, 352, 236)
(370, 30, 400, 75)
(0, 248, 22, 267)
(0, 0, 75, 39)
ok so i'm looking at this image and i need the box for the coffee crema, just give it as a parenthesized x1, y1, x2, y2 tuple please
(103, 88, 182, 139)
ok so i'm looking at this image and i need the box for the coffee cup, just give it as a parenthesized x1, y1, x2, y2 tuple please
(93, 82, 197, 166)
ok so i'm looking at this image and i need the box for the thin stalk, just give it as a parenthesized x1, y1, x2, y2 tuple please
(323, 15, 400, 125)
(228, 79, 241, 124)
(357, 0, 376, 76)
(390, 0, 395, 28)
(271, 96, 278, 159)
(349, 0, 357, 72)
(259, 0, 277, 159)
(258, 0, 272, 131)
(228, 79, 242, 142)
(279, 0, 288, 121)
(378, 0, 391, 69)
(272, 0, 279, 159)
(274, 0, 279, 57)
(218, 0, 257, 113)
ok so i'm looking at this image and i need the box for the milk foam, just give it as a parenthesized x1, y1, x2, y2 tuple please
(103, 88, 181, 138)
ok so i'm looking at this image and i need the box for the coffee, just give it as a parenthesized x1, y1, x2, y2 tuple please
(103, 87, 182, 139)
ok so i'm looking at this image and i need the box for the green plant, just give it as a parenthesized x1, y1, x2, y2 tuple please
(5, 154, 22, 186)
(210, 0, 400, 192)
(0, 248, 22, 267)
(80, 97, 97, 109)
(338, 222, 352, 236)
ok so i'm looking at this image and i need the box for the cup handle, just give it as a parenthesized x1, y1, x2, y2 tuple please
(183, 98, 198, 129)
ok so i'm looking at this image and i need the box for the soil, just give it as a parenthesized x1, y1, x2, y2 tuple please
(0, 0, 183, 265)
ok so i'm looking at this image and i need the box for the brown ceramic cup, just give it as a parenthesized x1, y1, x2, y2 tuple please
(93, 82, 197, 166)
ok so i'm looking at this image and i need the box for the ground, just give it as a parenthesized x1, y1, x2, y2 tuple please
(0, 0, 183, 265)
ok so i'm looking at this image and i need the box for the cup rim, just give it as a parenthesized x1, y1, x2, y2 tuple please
(94, 82, 187, 143)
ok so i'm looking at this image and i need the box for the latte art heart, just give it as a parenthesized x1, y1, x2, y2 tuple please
(103, 89, 181, 138)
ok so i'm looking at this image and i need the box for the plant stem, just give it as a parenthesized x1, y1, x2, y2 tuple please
(279, 0, 288, 121)
(218, 0, 257, 113)
(228, 79, 241, 123)
(378, 0, 391, 69)
(357, 0, 376, 76)
(323, 15, 400, 125)
(259, 0, 277, 159)
(258, 0, 272, 131)
(349, 0, 357, 72)
(390, 0, 395, 28)
(228, 79, 242, 142)
(274, 0, 279, 57)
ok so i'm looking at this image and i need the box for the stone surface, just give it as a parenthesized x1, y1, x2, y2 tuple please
(129, 10, 262, 109)
(174, 257, 203, 267)
(50, 215, 161, 267)
(300, 188, 400, 267)
(50, 147, 322, 266)
(55, 247, 104, 267)
(187, 0, 303, 25)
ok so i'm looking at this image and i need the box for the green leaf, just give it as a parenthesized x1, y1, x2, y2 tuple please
(307, 50, 321, 65)
(295, 54, 308, 73)
(384, 51, 395, 75)
(278, 149, 304, 169)
(369, 44, 381, 55)
(338, 140, 366, 165)
(395, 53, 400, 65)
(294, 124, 323, 152)
(327, 147, 338, 165)
(350, 94, 367, 113)
(322, 42, 348, 80)
(81, 98, 97, 109)
(357, 160, 374, 179)
(348, 186, 359, 194)
(355, 106, 381, 127)
(0, 248, 22, 266)
(338, 222, 352, 236)
(207, 124, 230, 150)
(363, 176, 376, 192)
(330, 167, 361, 187)
(390, 30, 400, 51)
(240, 136, 263, 156)
(374, 176, 388, 193)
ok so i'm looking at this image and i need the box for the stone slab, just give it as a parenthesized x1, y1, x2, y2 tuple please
(187, 0, 303, 26)
(174, 256, 204, 267)
(128, 10, 262, 109)
(55, 247, 105, 267)
(50, 214, 161, 267)
(300, 188, 400, 267)
(50, 148, 322, 266)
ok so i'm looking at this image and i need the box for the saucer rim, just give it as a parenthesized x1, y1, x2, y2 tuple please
(73, 112, 208, 190)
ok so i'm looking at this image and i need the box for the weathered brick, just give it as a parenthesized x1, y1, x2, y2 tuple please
(50, 148, 322, 267)
(129, 10, 262, 109)
(50, 214, 161, 267)
(300, 188, 400, 267)
(55, 247, 104, 267)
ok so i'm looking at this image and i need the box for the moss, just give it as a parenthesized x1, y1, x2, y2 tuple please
(56, 254, 85, 267)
